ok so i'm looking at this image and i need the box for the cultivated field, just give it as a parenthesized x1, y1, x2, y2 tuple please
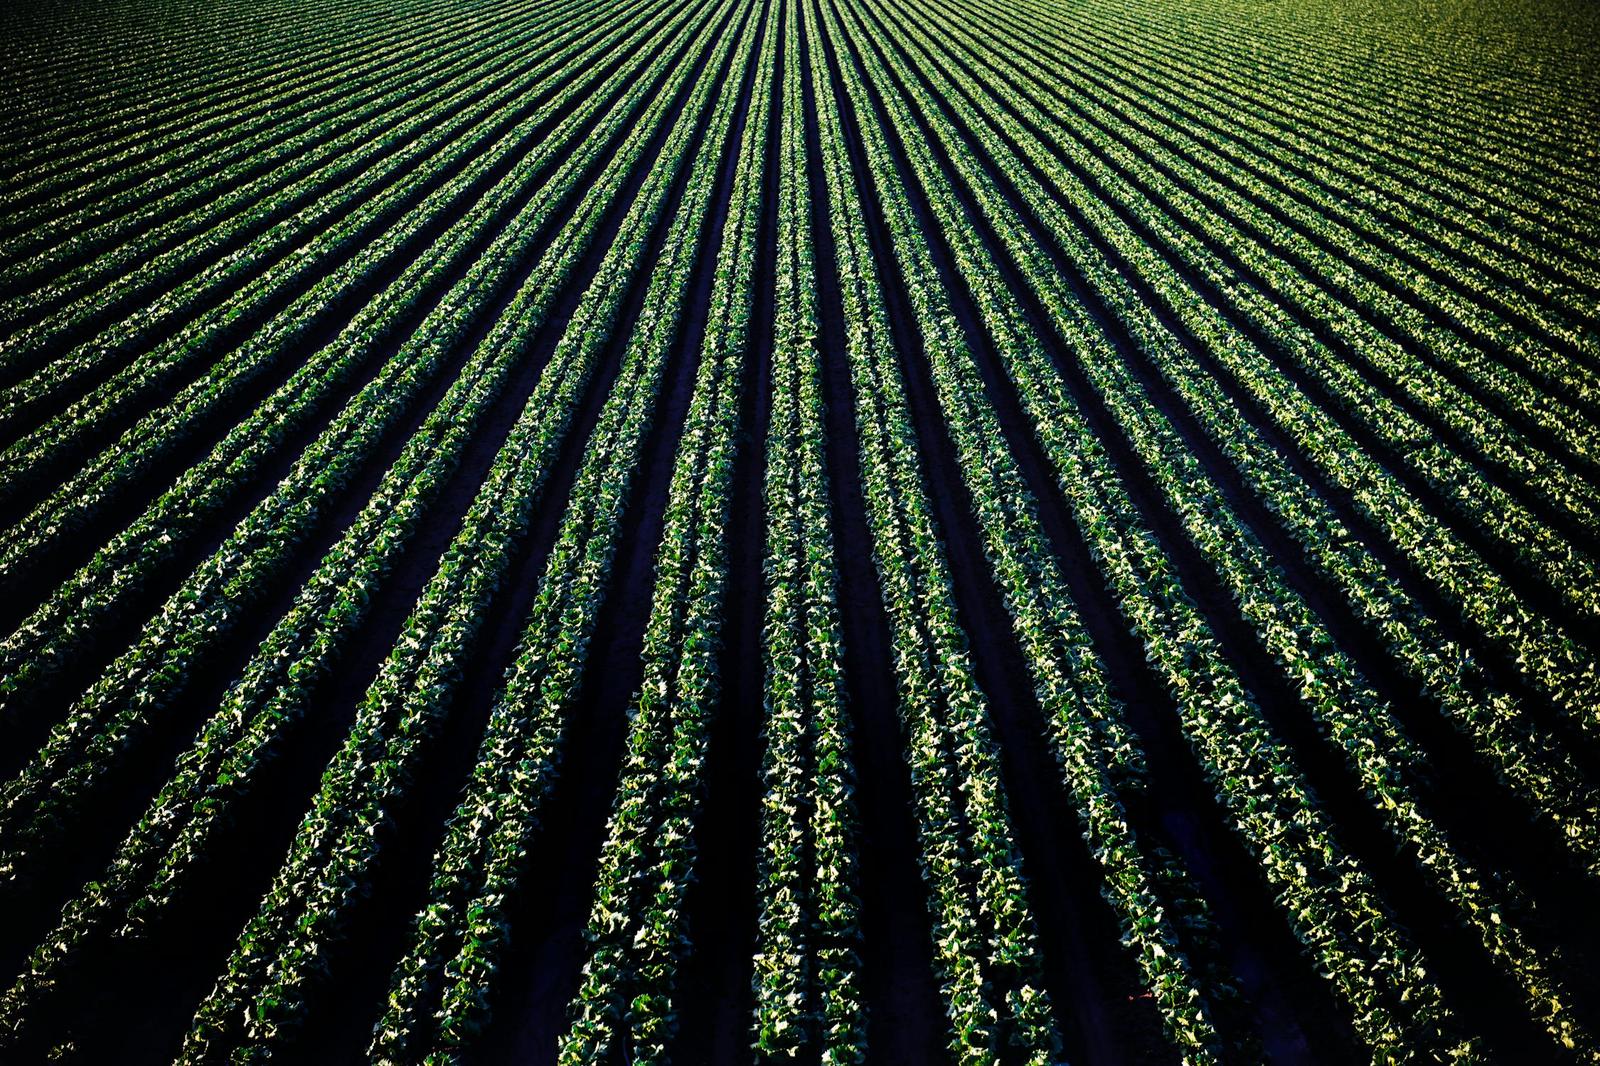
(1, 0, 1598, 1061)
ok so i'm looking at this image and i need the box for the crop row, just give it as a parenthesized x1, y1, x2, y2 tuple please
(805, 0, 1070, 1056)
(559, 11, 777, 1057)
(749, 3, 864, 1056)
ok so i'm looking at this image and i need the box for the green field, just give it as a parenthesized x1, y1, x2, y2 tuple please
(1, 0, 1598, 1061)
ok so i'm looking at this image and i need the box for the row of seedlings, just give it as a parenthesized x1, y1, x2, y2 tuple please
(806, 0, 1066, 1056)
(558, 2, 778, 1057)
(749, 1, 865, 1055)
